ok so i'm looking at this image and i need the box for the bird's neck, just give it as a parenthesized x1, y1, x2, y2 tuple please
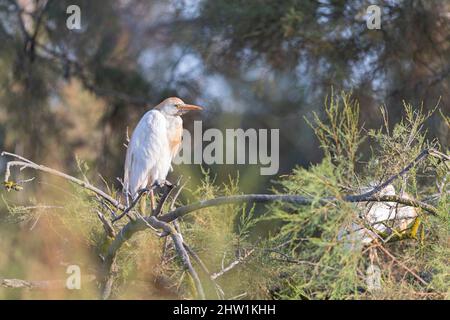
(163, 114, 180, 122)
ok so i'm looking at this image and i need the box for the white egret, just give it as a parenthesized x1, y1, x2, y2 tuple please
(123, 97, 202, 210)
(341, 184, 418, 246)
(338, 184, 418, 292)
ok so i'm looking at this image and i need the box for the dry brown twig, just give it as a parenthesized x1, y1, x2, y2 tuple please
(95, 210, 116, 238)
(375, 243, 429, 286)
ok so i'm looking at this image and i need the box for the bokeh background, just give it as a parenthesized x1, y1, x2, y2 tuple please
(0, 0, 448, 299)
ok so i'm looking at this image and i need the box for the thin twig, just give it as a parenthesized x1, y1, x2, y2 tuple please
(211, 249, 255, 280)
(1, 152, 124, 210)
(376, 244, 429, 286)
(152, 184, 176, 217)
(96, 210, 116, 238)
(111, 188, 149, 223)
(183, 242, 225, 299)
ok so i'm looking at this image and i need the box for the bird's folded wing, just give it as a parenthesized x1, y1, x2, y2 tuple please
(124, 110, 168, 197)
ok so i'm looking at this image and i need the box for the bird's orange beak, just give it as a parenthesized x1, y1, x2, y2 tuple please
(178, 104, 203, 111)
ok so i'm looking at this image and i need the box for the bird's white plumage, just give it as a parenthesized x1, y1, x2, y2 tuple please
(339, 184, 418, 247)
(122, 97, 202, 203)
(336, 184, 418, 292)
(124, 109, 172, 198)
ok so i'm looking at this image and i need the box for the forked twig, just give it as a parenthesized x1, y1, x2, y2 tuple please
(111, 188, 149, 223)
(211, 249, 256, 280)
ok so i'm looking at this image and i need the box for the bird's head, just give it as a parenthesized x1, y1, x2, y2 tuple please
(155, 97, 203, 116)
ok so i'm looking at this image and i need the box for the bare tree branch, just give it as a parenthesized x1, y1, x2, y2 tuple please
(148, 217, 205, 300)
(2, 152, 125, 210)
(96, 210, 116, 238)
(159, 193, 438, 223)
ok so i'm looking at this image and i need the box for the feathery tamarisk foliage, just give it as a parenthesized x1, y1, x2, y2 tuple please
(0, 93, 448, 299)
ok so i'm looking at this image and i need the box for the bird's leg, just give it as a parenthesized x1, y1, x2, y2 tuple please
(149, 189, 156, 212)
(125, 192, 130, 208)
(139, 195, 147, 215)
(148, 181, 164, 215)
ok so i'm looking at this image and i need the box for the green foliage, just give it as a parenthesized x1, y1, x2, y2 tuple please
(177, 169, 272, 299)
(306, 90, 364, 177)
(1, 91, 448, 300)
(259, 93, 449, 299)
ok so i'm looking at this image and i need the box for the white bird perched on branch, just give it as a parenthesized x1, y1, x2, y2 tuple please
(345, 184, 418, 246)
(339, 184, 418, 247)
(338, 183, 418, 292)
(123, 97, 202, 210)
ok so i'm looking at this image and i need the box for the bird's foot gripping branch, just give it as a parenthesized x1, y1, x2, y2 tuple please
(1, 145, 448, 299)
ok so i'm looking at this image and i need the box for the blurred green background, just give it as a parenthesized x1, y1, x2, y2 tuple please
(0, 0, 448, 185)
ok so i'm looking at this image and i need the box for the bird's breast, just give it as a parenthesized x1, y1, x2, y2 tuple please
(167, 116, 183, 156)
